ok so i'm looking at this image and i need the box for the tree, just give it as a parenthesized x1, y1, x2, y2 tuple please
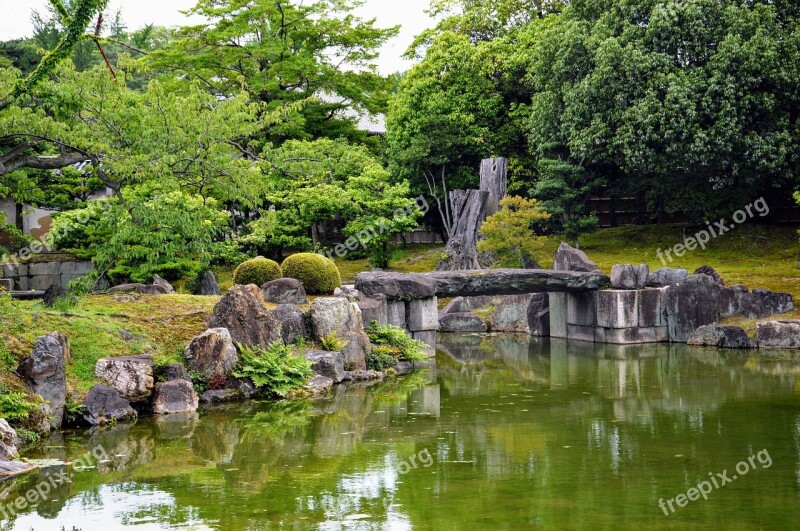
(147, 0, 398, 146)
(478, 195, 550, 268)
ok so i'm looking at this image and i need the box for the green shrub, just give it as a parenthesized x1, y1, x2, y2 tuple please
(233, 341, 314, 397)
(319, 332, 348, 352)
(281, 253, 341, 294)
(0, 389, 39, 422)
(233, 257, 282, 287)
(366, 345, 398, 371)
(367, 321, 428, 362)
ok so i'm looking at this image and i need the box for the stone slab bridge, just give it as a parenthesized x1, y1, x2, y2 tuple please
(353, 269, 618, 350)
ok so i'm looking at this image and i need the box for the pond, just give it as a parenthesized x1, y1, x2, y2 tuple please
(2, 334, 800, 530)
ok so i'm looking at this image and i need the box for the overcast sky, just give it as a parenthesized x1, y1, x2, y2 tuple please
(0, 0, 434, 73)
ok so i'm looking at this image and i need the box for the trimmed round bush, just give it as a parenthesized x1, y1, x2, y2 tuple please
(281, 253, 342, 295)
(232, 258, 282, 287)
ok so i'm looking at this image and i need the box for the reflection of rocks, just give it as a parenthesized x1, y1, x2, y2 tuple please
(190, 409, 242, 463)
(85, 423, 157, 474)
(153, 412, 199, 440)
(408, 384, 441, 417)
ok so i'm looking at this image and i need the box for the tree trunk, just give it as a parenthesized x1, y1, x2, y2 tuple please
(479, 157, 508, 217)
(437, 189, 489, 271)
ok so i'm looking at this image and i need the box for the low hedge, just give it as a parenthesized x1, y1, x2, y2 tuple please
(233, 258, 282, 287)
(281, 253, 341, 295)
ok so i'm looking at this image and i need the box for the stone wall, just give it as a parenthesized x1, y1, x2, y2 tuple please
(1, 260, 94, 290)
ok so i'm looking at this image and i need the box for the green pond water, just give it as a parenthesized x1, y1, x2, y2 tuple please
(2, 334, 800, 530)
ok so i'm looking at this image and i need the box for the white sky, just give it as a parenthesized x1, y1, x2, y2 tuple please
(0, 0, 433, 73)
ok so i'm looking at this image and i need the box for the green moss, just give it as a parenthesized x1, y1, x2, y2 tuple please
(232, 258, 282, 287)
(281, 253, 342, 295)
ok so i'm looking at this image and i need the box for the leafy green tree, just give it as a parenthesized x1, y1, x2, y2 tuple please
(478, 195, 550, 268)
(147, 0, 398, 145)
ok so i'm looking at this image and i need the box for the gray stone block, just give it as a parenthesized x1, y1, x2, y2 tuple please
(387, 301, 406, 327)
(610, 264, 649, 289)
(638, 287, 668, 327)
(595, 290, 638, 329)
(411, 330, 437, 356)
(665, 275, 720, 343)
(489, 294, 533, 333)
(567, 324, 597, 342)
(566, 292, 597, 327)
(29, 262, 61, 276)
(548, 292, 567, 338)
(29, 274, 61, 291)
(59, 261, 94, 276)
(719, 284, 748, 317)
(407, 297, 439, 331)
(358, 294, 387, 327)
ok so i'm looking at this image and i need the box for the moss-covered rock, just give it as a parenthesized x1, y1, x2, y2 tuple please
(281, 253, 342, 295)
(232, 258, 282, 287)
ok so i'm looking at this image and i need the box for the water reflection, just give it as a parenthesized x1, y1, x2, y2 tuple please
(2, 335, 800, 530)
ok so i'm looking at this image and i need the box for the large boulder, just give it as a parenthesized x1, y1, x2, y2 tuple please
(665, 275, 721, 343)
(207, 284, 282, 348)
(108, 281, 171, 295)
(0, 419, 19, 460)
(439, 297, 472, 317)
(305, 350, 346, 383)
(272, 304, 307, 345)
(610, 264, 649, 290)
(163, 363, 190, 382)
(741, 289, 794, 319)
(490, 294, 534, 333)
(184, 328, 238, 381)
(552, 242, 601, 272)
(355, 272, 436, 300)
(439, 312, 488, 333)
(647, 268, 689, 287)
(694, 265, 724, 285)
(310, 297, 369, 371)
(152, 275, 175, 294)
(719, 284, 749, 317)
(200, 389, 242, 403)
(42, 283, 70, 308)
(95, 355, 155, 402)
(196, 271, 221, 296)
(687, 325, 757, 349)
(358, 294, 388, 327)
(152, 380, 199, 414)
(262, 278, 308, 305)
(17, 332, 70, 429)
(527, 293, 550, 337)
(756, 320, 800, 348)
(82, 384, 137, 426)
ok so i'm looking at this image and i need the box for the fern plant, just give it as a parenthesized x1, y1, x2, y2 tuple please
(0, 389, 38, 421)
(319, 332, 348, 352)
(366, 322, 428, 362)
(233, 341, 313, 397)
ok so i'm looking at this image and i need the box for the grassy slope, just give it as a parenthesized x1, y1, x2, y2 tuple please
(1, 225, 797, 398)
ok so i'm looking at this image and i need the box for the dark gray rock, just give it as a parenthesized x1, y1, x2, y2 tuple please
(527, 293, 550, 336)
(489, 294, 534, 333)
(17, 332, 70, 429)
(407, 297, 439, 331)
(272, 304, 307, 345)
(355, 272, 437, 300)
(439, 297, 471, 317)
(741, 289, 794, 319)
(42, 283, 70, 308)
(152, 275, 175, 294)
(200, 389, 241, 403)
(334, 285, 360, 302)
(638, 288, 668, 327)
(687, 325, 757, 349)
(163, 363, 190, 382)
(225, 377, 257, 399)
(719, 284, 749, 317)
(647, 268, 689, 287)
(394, 361, 414, 375)
(184, 328, 238, 381)
(553, 242, 602, 272)
(303, 375, 334, 396)
(344, 370, 385, 382)
(108, 283, 170, 295)
(208, 284, 283, 349)
(596, 290, 638, 329)
(439, 312, 488, 333)
(610, 264, 649, 290)
(756, 320, 800, 348)
(694, 265, 724, 285)
(152, 380, 199, 414)
(262, 278, 308, 305)
(94, 355, 155, 402)
(82, 384, 137, 426)
(665, 275, 721, 343)
(196, 271, 221, 296)
(305, 349, 346, 383)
